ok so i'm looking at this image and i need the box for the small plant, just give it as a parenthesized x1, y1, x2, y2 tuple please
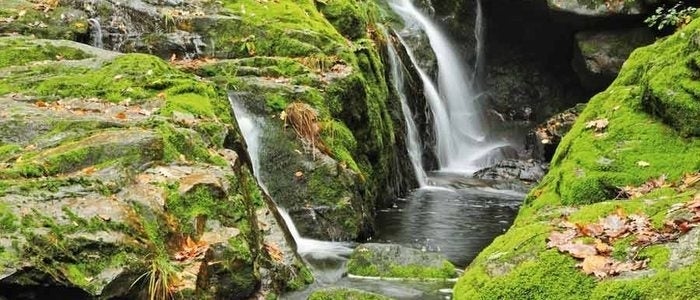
(131, 255, 179, 300)
(645, 3, 698, 31)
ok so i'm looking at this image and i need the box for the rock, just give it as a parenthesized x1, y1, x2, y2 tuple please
(0, 38, 307, 298)
(573, 28, 656, 91)
(668, 228, 700, 270)
(529, 103, 587, 162)
(546, 0, 645, 18)
(473, 159, 549, 184)
(307, 288, 393, 300)
(347, 243, 456, 279)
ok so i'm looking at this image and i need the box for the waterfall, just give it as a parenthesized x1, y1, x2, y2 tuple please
(386, 39, 428, 187)
(87, 18, 104, 49)
(228, 94, 352, 284)
(389, 0, 510, 174)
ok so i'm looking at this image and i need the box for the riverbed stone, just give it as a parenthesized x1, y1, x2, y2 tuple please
(347, 243, 456, 279)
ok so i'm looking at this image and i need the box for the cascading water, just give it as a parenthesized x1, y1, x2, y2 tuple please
(87, 18, 104, 49)
(386, 39, 429, 187)
(389, 0, 511, 174)
(228, 95, 353, 288)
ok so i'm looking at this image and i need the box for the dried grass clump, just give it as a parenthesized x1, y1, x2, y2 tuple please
(283, 102, 330, 155)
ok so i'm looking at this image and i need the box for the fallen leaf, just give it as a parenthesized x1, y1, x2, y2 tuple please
(595, 240, 613, 254)
(547, 229, 577, 248)
(585, 118, 609, 132)
(264, 242, 284, 263)
(114, 112, 127, 120)
(558, 242, 597, 259)
(602, 215, 628, 238)
(579, 255, 613, 278)
(35, 100, 47, 107)
(294, 171, 304, 178)
(82, 166, 96, 175)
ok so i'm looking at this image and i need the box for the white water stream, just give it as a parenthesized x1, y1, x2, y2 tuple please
(389, 0, 511, 174)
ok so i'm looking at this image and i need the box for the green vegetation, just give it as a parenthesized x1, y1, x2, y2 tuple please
(347, 247, 457, 279)
(308, 288, 393, 300)
(0, 37, 91, 68)
(454, 17, 700, 300)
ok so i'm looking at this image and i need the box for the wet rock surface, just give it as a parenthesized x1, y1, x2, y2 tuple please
(347, 243, 457, 279)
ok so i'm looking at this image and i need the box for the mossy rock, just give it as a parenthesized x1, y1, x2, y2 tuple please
(307, 288, 394, 300)
(347, 243, 457, 279)
(0, 36, 307, 298)
(454, 18, 700, 300)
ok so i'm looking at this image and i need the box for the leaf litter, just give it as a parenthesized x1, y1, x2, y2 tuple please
(548, 172, 700, 278)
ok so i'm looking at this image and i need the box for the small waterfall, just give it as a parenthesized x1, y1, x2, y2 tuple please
(386, 39, 428, 187)
(87, 18, 103, 49)
(228, 94, 352, 284)
(389, 0, 510, 174)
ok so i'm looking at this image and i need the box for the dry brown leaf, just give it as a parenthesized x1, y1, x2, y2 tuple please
(595, 240, 613, 254)
(35, 100, 47, 107)
(114, 112, 127, 120)
(82, 166, 96, 175)
(585, 118, 609, 132)
(602, 215, 628, 238)
(558, 242, 597, 259)
(174, 236, 208, 261)
(264, 242, 284, 263)
(579, 255, 613, 278)
(547, 229, 577, 248)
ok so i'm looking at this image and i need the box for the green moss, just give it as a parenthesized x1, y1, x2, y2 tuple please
(165, 183, 246, 237)
(0, 6, 88, 40)
(308, 288, 392, 300)
(455, 251, 596, 300)
(0, 144, 21, 162)
(347, 248, 456, 279)
(0, 38, 91, 68)
(286, 263, 314, 291)
(318, 0, 371, 40)
(0, 203, 18, 233)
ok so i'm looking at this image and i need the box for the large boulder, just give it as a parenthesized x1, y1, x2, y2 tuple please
(0, 37, 308, 299)
(454, 18, 700, 299)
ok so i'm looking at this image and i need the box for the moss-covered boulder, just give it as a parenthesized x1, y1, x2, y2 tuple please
(454, 18, 700, 300)
(189, 0, 415, 241)
(307, 287, 394, 300)
(347, 243, 457, 279)
(0, 37, 307, 299)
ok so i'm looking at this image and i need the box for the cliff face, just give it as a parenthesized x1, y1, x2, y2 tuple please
(454, 18, 700, 299)
(0, 0, 412, 297)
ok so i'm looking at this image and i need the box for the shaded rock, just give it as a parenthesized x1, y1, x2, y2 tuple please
(347, 243, 456, 279)
(473, 159, 549, 184)
(530, 103, 587, 162)
(573, 28, 656, 91)
(546, 0, 645, 17)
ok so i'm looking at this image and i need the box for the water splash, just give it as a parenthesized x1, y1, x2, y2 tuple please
(87, 18, 103, 49)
